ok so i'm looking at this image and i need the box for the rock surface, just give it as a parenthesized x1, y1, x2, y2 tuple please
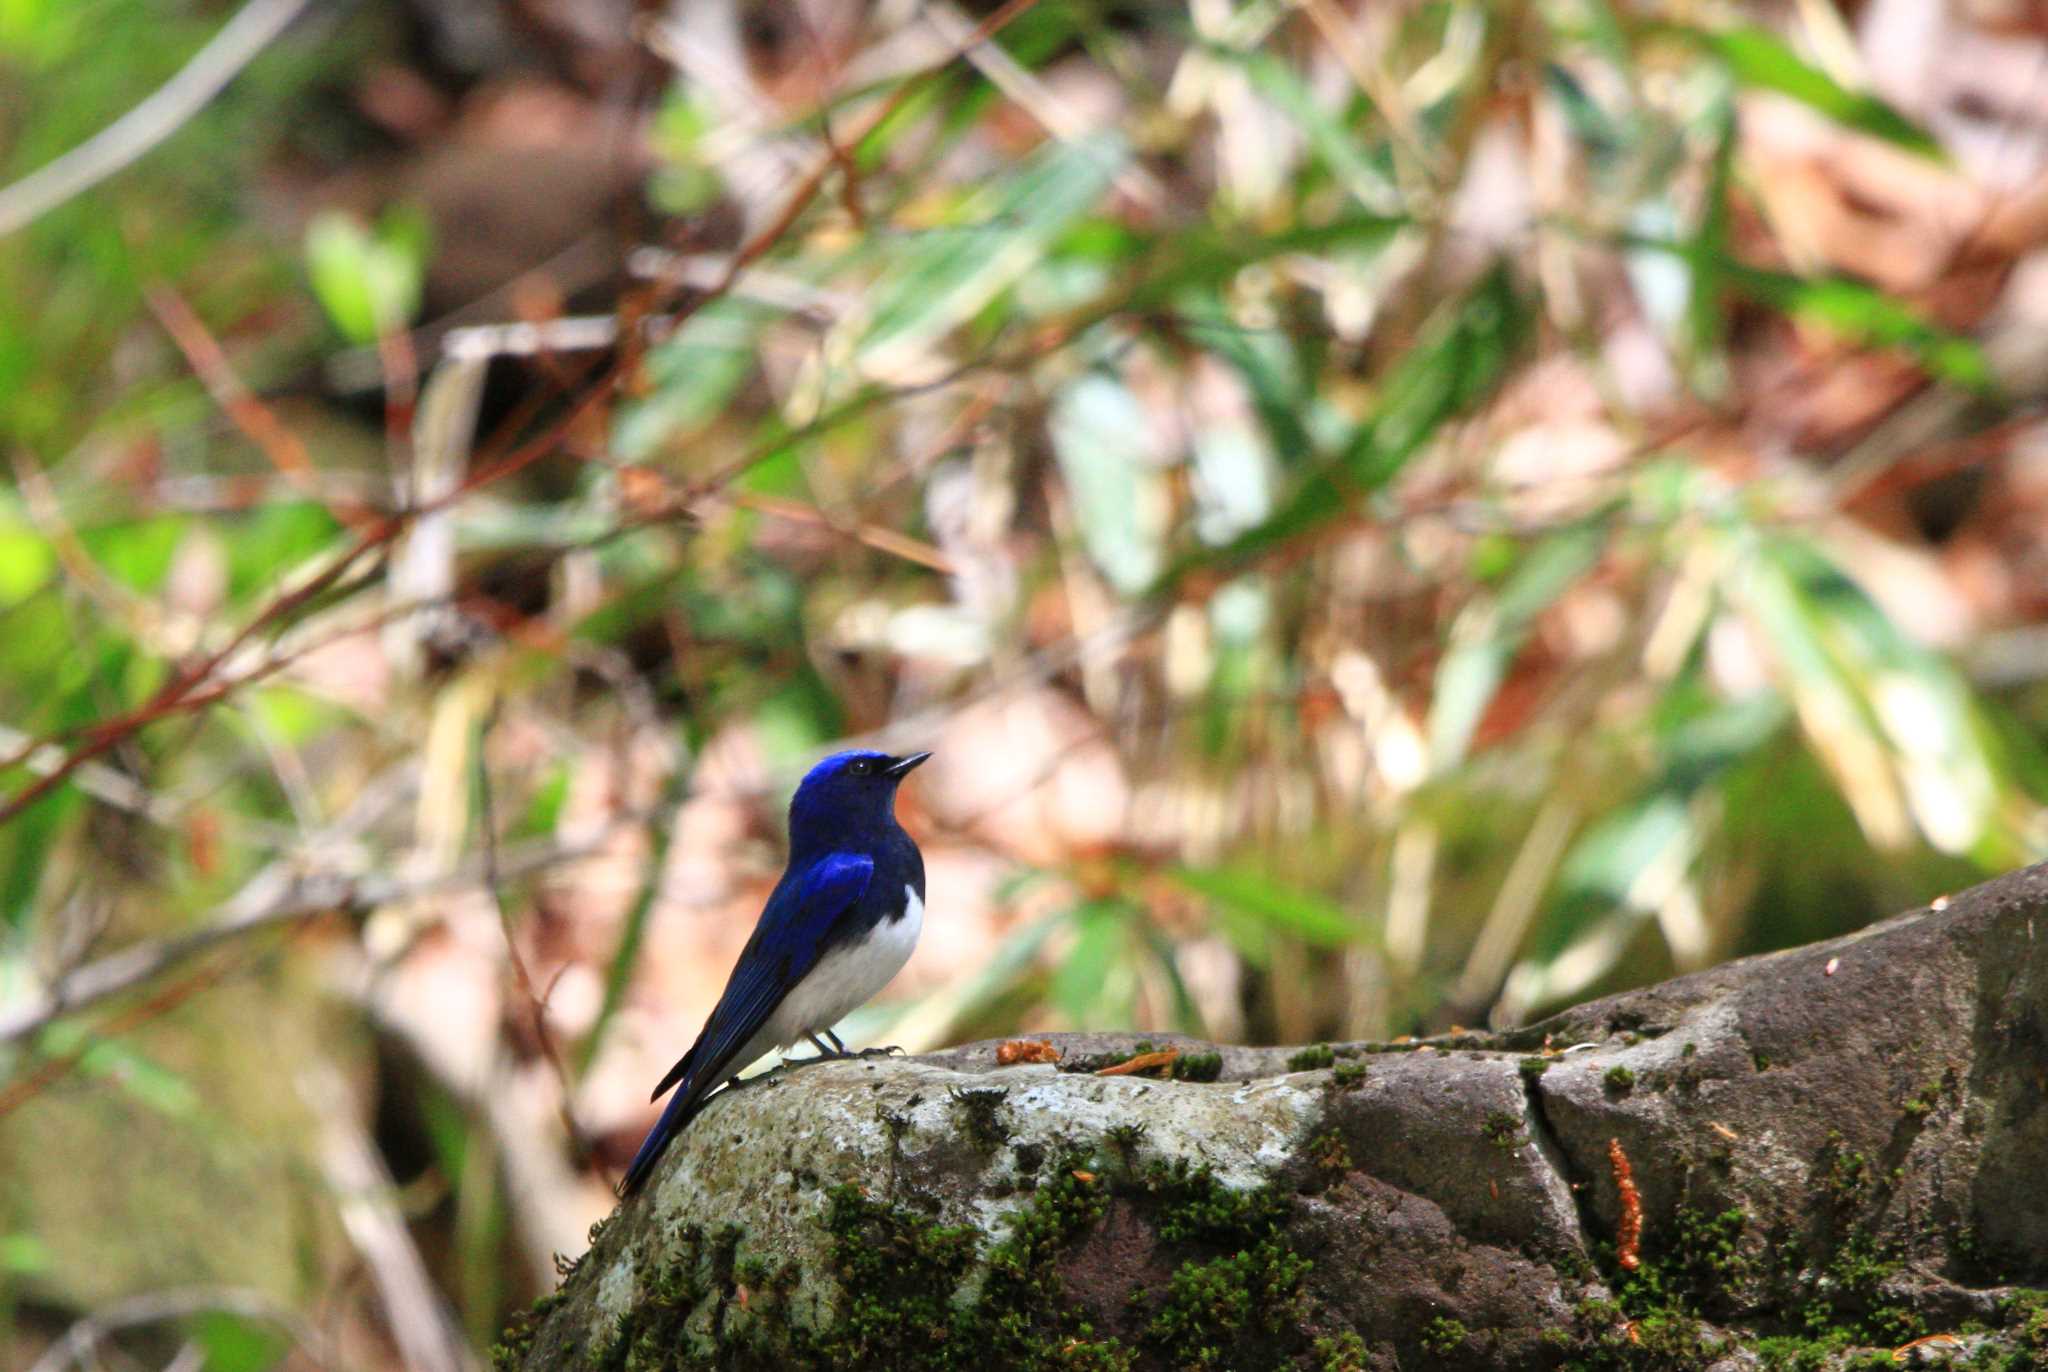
(504, 864, 2048, 1370)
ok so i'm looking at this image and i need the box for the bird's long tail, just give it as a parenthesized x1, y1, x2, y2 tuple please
(619, 1079, 701, 1195)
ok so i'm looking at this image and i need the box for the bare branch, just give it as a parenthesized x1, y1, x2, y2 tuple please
(0, 0, 316, 237)
(0, 800, 648, 1048)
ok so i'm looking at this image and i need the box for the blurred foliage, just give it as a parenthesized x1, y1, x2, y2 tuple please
(4, 0, 2048, 1364)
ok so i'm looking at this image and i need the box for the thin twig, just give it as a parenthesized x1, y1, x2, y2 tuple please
(0, 798, 648, 1049)
(301, 1062, 478, 1372)
(26, 1285, 337, 1372)
(146, 284, 379, 531)
(0, 0, 316, 236)
(473, 699, 590, 1164)
(0, 0, 1051, 838)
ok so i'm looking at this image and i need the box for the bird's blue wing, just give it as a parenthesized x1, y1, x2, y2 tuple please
(621, 850, 873, 1193)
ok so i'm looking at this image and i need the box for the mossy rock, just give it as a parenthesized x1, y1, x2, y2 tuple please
(508, 863, 2048, 1369)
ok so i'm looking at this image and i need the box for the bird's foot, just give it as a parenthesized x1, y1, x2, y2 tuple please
(856, 1045, 904, 1059)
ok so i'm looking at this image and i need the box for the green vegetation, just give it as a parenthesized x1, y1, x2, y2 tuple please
(4, 0, 2047, 1365)
(1287, 1045, 1336, 1073)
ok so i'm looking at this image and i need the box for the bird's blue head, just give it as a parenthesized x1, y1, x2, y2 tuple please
(787, 749, 931, 851)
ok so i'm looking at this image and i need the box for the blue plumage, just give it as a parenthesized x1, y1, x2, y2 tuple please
(620, 749, 930, 1194)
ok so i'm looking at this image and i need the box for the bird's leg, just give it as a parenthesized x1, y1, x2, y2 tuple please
(779, 1031, 855, 1068)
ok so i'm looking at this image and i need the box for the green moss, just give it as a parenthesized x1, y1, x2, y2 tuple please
(530, 1137, 1332, 1371)
(1331, 1061, 1368, 1089)
(1104, 1121, 1148, 1166)
(490, 1290, 566, 1369)
(1288, 1044, 1336, 1072)
(1171, 1051, 1222, 1082)
(1145, 1242, 1311, 1368)
(1902, 1077, 1944, 1119)
(1518, 1056, 1553, 1081)
(1308, 1129, 1352, 1175)
(1313, 1331, 1369, 1371)
(1420, 1316, 1468, 1354)
(1140, 1158, 1292, 1247)
(948, 1087, 1012, 1153)
(1603, 1066, 1637, 1095)
(1481, 1110, 1523, 1152)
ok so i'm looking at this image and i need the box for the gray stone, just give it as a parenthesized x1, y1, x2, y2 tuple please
(503, 864, 2048, 1370)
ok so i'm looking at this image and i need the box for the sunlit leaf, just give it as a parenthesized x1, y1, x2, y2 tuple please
(1171, 866, 1377, 949)
(1678, 24, 1943, 159)
(1428, 521, 1608, 769)
(1049, 372, 1165, 594)
(857, 133, 1128, 372)
(190, 1311, 291, 1372)
(1623, 237, 1992, 390)
(80, 513, 185, 592)
(1163, 265, 1528, 589)
(304, 207, 431, 345)
(0, 509, 54, 605)
(613, 298, 776, 462)
(1052, 899, 1131, 1027)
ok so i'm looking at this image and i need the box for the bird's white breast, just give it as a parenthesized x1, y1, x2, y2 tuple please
(764, 885, 923, 1049)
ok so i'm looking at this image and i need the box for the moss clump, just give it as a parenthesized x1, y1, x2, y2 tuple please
(1133, 1162, 1309, 1369)
(1547, 1208, 1756, 1371)
(1308, 1129, 1352, 1176)
(948, 1087, 1012, 1153)
(1171, 1051, 1222, 1082)
(1603, 1066, 1637, 1095)
(1331, 1062, 1368, 1089)
(1104, 1121, 1149, 1166)
(1313, 1331, 1368, 1371)
(539, 1139, 1325, 1371)
(1481, 1110, 1523, 1152)
(1145, 1240, 1311, 1367)
(1420, 1316, 1468, 1355)
(490, 1290, 566, 1369)
(1518, 1056, 1553, 1082)
(804, 1164, 1111, 1370)
(1288, 1044, 1336, 1072)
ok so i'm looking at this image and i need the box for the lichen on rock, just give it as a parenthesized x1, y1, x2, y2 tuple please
(505, 863, 2048, 1371)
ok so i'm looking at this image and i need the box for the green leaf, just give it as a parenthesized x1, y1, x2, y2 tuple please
(1161, 264, 1527, 590)
(1622, 236, 1993, 390)
(80, 513, 185, 591)
(0, 1232, 51, 1275)
(1051, 899, 1130, 1028)
(1558, 792, 1693, 903)
(1690, 25, 1943, 160)
(1726, 264, 1992, 390)
(0, 508, 54, 605)
(1427, 521, 1608, 769)
(0, 785, 77, 931)
(225, 501, 342, 600)
(613, 298, 776, 462)
(305, 207, 431, 345)
(1171, 865, 1378, 949)
(1049, 372, 1165, 594)
(190, 1311, 291, 1372)
(857, 132, 1128, 368)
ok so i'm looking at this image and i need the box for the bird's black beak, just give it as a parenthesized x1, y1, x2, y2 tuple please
(885, 751, 932, 778)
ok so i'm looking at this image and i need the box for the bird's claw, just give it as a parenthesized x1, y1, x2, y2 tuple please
(857, 1045, 904, 1059)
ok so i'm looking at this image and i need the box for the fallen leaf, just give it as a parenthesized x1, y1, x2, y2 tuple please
(1096, 1048, 1181, 1077)
(996, 1039, 1062, 1066)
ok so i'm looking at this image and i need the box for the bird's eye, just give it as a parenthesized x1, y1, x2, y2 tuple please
(847, 759, 872, 776)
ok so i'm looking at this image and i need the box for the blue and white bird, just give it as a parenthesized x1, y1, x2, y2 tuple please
(619, 748, 931, 1194)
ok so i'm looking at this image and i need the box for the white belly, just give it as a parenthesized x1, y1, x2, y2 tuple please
(756, 885, 923, 1056)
